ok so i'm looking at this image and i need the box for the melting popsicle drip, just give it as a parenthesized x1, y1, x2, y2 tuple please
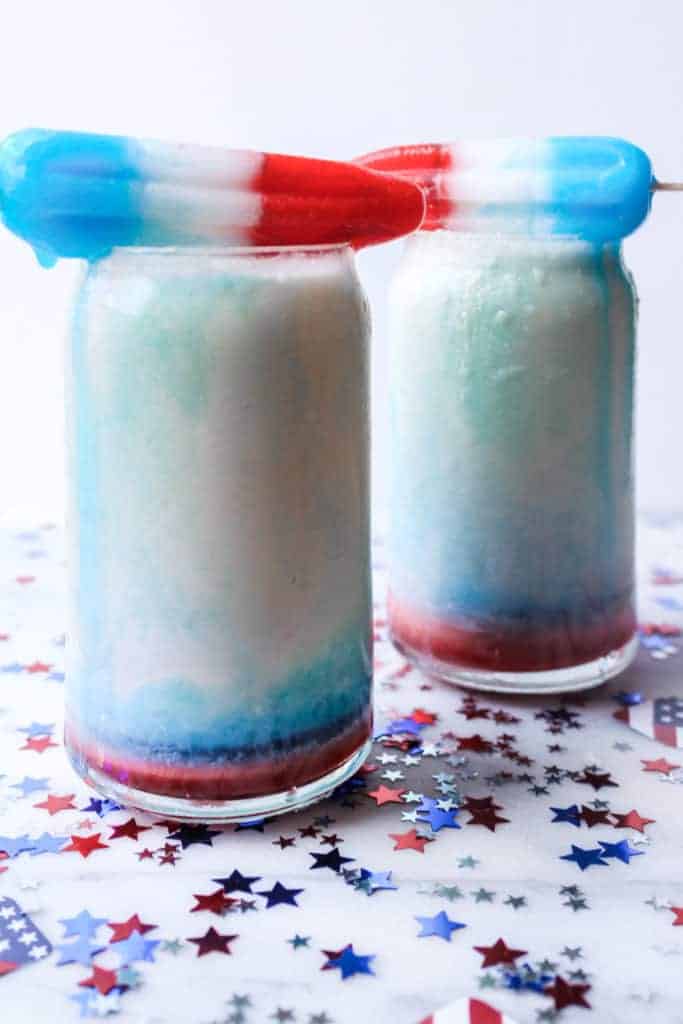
(355, 137, 654, 243)
(0, 129, 425, 264)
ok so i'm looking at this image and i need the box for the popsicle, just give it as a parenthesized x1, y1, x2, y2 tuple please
(355, 137, 663, 243)
(0, 129, 425, 265)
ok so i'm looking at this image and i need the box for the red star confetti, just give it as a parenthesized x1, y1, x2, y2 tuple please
(20, 736, 57, 754)
(456, 735, 495, 754)
(466, 807, 509, 831)
(611, 809, 655, 833)
(298, 825, 321, 839)
(473, 938, 527, 968)
(493, 710, 521, 724)
(191, 890, 238, 915)
(63, 833, 109, 859)
(389, 829, 431, 853)
(108, 818, 152, 841)
(272, 836, 297, 849)
(15, 576, 35, 584)
(669, 907, 683, 926)
(544, 975, 591, 1010)
(459, 706, 491, 721)
(78, 965, 120, 996)
(25, 661, 51, 673)
(463, 796, 504, 812)
(187, 926, 237, 957)
(410, 708, 437, 725)
(575, 769, 618, 790)
(642, 757, 680, 774)
(107, 915, 157, 942)
(158, 851, 180, 865)
(136, 848, 155, 861)
(33, 793, 76, 815)
(368, 785, 406, 806)
(579, 805, 612, 827)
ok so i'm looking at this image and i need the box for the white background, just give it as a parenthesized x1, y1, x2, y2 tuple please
(0, 0, 681, 526)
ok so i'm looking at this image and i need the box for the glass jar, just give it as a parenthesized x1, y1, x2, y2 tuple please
(65, 243, 373, 820)
(388, 231, 638, 693)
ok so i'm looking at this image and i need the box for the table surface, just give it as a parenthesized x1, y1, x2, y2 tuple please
(2, 519, 683, 1024)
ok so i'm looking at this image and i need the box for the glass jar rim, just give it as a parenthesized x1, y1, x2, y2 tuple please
(104, 241, 354, 259)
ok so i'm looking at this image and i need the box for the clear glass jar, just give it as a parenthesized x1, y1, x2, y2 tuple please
(65, 243, 373, 820)
(388, 231, 638, 693)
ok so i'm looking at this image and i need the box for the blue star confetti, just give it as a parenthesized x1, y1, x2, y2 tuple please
(59, 909, 109, 939)
(598, 839, 645, 864)
(323, 944, 375, 979)
(560, 845, 610, 871)
(257, 882, 304, 908)
(415, 910, 466, 941)
(10, 777, 49, 797)
(550, 804, 582, 827)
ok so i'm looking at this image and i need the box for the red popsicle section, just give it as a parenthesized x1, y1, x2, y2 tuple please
(253, 153, 426, 248)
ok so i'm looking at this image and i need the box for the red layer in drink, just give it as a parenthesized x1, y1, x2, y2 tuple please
(388, 592, 636, 673)
(65, 710, 372, 802)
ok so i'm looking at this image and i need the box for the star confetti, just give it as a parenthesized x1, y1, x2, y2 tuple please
(108, 818, 152, 841)
(388, 829, 431, 853)
(575, 769, 618, 791)
(641, 757, 680, 774)
(323, 944, 375, 979)
(167, 823, 221, 848)
(415, 911, 466, 941)
(611, 809, 655, 832)
(107, 915, 157, 941)
(544, 975, 592, 1010)
(367, 785, 406, 806)
(213, 870, 261, 894)
(63, 833, 109, 858)
(560, 845, 609, 871)
(187, 926, 237, 957)
(258, 882, 304, 908)
(473, 938, 527, 968)
(110, 932, 160, 964)
(33, 793, 76, 815)
(78, 965, 121, 996)
(59, 910, 108, 939)
(309, 848, 354, 873)
(598, 839, 644, 864)
(191, 890, 238, 915)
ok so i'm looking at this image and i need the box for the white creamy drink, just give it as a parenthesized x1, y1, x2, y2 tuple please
(354, 136, 652, 693)
(65, 244, 373, 815)
(388, 231, 637, 690)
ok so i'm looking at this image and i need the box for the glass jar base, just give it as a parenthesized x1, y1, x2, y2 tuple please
(392, 632, 639, 695)
(68, 738, 373, 824)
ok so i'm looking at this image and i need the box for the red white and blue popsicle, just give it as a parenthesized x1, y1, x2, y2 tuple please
(0, 129, 425, 264)
(356, 137, 680, 243)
